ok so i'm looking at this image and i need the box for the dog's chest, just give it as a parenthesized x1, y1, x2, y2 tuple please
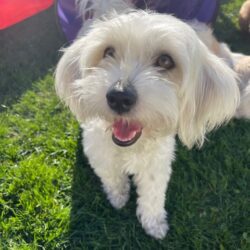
(82, 119, 175, 175)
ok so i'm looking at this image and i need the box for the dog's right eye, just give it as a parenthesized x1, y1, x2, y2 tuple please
(155, 54, 175, 70)
(103, 47, 115, 58)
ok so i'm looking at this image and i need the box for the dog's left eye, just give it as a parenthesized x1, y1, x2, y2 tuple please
(103, 47, 115, 58)
(155, 54, 175, 70)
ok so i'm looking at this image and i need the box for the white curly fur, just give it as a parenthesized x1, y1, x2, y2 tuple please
(55, 3, 247, 239)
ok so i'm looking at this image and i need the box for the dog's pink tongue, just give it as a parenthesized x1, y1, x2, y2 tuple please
(112, 119, 142, 142)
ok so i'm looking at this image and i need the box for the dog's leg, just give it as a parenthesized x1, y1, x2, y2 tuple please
(134, 165, 171, 239)
(133, 146, 173, 239)
(94, 166, 130, 209)
(83, 124, 130, 209)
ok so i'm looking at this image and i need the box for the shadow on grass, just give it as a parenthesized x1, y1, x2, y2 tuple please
(67, 119, 250, 249)
(0, 6, 66, 110)
(68, 129, 101, 247)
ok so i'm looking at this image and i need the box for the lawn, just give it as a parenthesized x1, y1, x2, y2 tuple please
(0, 1, 249, 249)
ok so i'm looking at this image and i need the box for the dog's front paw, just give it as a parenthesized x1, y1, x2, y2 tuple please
(137, 209, 169, 239)
(104, 182, 130, 209)
(108, 191, 129, 209)
(142, 217, 169, 240)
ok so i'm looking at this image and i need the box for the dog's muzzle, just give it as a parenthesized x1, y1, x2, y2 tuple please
(106, 80, 137, 114)
(106, 81, 142, 147)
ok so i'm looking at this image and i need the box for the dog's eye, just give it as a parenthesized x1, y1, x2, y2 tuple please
(155, 54, 175, 70)
(104, 47, 115, 58)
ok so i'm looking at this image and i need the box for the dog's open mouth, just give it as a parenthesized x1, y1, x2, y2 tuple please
(112, 119, 142, 147)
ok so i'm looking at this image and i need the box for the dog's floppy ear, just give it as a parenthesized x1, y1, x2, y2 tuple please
(55, 37, 99, 121)
(55, 39, 84, 109)
(178, 42, 240, 148)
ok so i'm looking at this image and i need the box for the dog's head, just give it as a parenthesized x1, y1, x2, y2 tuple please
(55, 11, 239, 148)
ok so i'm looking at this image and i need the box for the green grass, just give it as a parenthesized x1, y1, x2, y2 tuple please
(0, 77, 77, 249)
(0, 1, 250, 249)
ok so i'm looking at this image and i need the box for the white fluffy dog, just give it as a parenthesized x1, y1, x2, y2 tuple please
(55, 0, 249, 239)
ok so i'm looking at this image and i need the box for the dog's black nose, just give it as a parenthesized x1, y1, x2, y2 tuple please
(106, 81, 137, 114)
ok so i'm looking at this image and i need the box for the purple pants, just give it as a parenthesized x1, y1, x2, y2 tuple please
(56, 0, 219, 42)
